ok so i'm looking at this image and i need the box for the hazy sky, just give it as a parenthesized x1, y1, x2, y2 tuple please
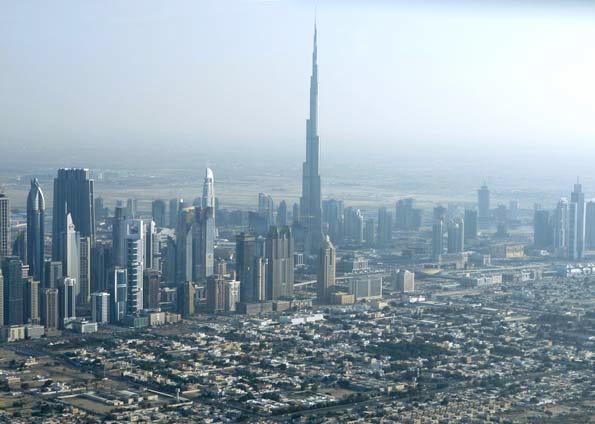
(2, 0, 595, 161)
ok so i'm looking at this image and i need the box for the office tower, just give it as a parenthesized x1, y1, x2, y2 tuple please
(277, 200, 288, 227)
(202, 167, 215, 210)
(12, 230, 26, 263)
(52, 168, 95, 260)
(152, 199, 167, 228)
(447, 218, 464, 253)
(364, 219, 376, 246)
(206, 275, 225, 313)
(0, 269, 3, 327)
(464, 209, 478, 241)
(61, 213, 80, 288)
(126, 198, 137, 219)
(395, 198, 422, 231)
(91, 242, 112, 293)
(553, 199, 569, 257)
(265, 226, 294, 300)
(344, 207, 364, 243)
(79, 236, 91, 304)
(300, 25, 324, 254)
(112, 206, 127, 267)
(534, 209, 553, 249)
(569, 182, 586, 260)
(395, 269, 415, 293)
(169, 198, 179, 228)
(432, 218, 444, 260)
(478, 183, 490, 223)
(193, 206, 215, 281)
(23, 278, 40, 324)
(91, 292, 110, 323)
(144, 220, 157, 270)
(258, 193, 275, 228)
(377, 207, 393, 245)
(0, 193, 9, 258)
(317, 235, 335, 302)
(175, 207, 194, 283)
(177, 280, 196, 317)
(110, 267, 127, 322)
(322, 199, 344, 243)
(143, 269, 161, 310)
(26, 178, 46, 281)
(236, 233, 256, 303)
(2, 256, 24, 325)
(41, 288, 59, 330)
(44, 260, 63, 290)
(58, 277, 77, 326)
(215, 258, 227, 276)
(586, 201, 595, 249)
(94, 197, 108, 220)
(433, 205, 447, 222)
(125, 219, 144, 315)
(224, 280, 240, 312)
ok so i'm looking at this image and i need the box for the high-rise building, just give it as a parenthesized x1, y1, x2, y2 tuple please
(110, 267, 127, 322)
(224, 280, 240, 312)
(144, 220, 158, 270)
(478, 184, 490, 223)
(169, 198, 179, 228)
(0, 193, 10, 258)
(23, 278, 40, 324)
(0, 269, 3, 327)
(193, 207, 215, 281)
(317, 235, 335, 302)
(265, 226, 294, 300)
(125, 220, 144, 315)
(12, 229, 26, 263)
(258, 193, 275, 229)
(151, 199, 167, 228)
(58, 277, 77, 327)
(206, 275, 226, 313)
(112, 206, 127, 267)
(202, 168, 215, 209)
(61, 213, 80, 287)
(553, 199, 569, 258)
(277, 200, 288, 227)
(464, 209, 478, 241)
(322, 199, 344, 244)
(26, 178, 45, 281)
(533, 209, 553, 249)
(41, 288, 59, 330)
(44, 260, 63, 290)
(177, 280, 196, 317)
(126, 198, 137, 219)
(300, 25, 323, 254)
(395, 198, 422, 231)
(447, 218, 464, 253)
(432, 219, 444, 260)
(91, 242, 112, 293)
(236, 233, 257, 303)
(586, 201, 595, 249)
(79, 236, 91, 305)
(91, 292, 110, 323)
(364, 219, 375, 246)
(143, 269, 161, 310)
(569, 182, 586, 260)
(395, 269, 415, 293)
(94, 197, 108, 220)
(377, 207, 393, 245)
(52, 168, 95, 260)
(344, 207, 364, 243)
(2, 256, 24, 325)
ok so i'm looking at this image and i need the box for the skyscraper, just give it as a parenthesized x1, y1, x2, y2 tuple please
(0, 193, 10, 258)
(26, 178, 45, 281)
(317, 235, 335, 302)
(554, 199, 569, 258)
(265, 226, 294, 300)
(206, 275, 225, 313)
(2, 256, 24, 325)
(110, 267, 127, 322)
(125, 219, 144, 315)
(169, 198, 179, 228)
(192, 207, 215, 281)
(464, 209, 478, 241)
(533, 209, 553, 249)
(143, 269, 161, 310)
(151, 199, 167, 228)
(178, 280, 196, 317)
(447, 218, 464, 253)
(58, 277, 77, 327)
(478, 184, 490, 223)
(79, 236, 91, 305)
(277, 200, 288, 227)
(61, 213, 80, 287)
(52, 168, 95, 260)
(202, 168, 215, 209)
(300, 25, 323, 253)
(569, 181, 586, 260)
(44, 260, 63, 290)
(236, 233, 257, 303)
(377, 207, 393, 245)
(322, 199, 344, 243)
(91, 292, 110, 323)
(112, 206, 127, 267)
(585, 200, 595, 249)
(395, 198, 422, 231)
(0, 269, 3, 327)
(41, 288, 59, 331)
(432, 219, 444, 260)
(23, 278, 40, 324)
